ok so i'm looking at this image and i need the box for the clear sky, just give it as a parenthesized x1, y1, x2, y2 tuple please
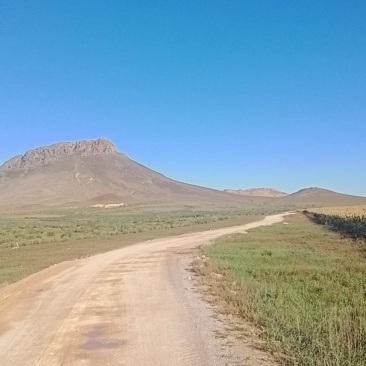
(1, 1, 365, 195)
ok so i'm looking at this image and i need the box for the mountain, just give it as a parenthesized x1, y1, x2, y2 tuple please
(224, 188, 288, 198)
(0, 138, 252, 208)
(2, 139, 365, 210)
(277, 187, 366, 207)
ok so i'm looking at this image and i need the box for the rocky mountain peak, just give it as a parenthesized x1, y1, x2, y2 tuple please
(1, 138, 118, 172)
(224, 187, 288, 198)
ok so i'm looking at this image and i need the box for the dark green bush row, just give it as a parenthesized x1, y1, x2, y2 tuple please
(304, 211, 366, 239)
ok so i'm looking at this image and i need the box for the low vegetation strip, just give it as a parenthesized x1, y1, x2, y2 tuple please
(0, 207, 267, 286)
(0, 208, 265, 249)
(304, 210, 366, 240)
(195, 213, 366, 366)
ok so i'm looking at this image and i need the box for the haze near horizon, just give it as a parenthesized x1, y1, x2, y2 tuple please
(1, 1, 365, 195)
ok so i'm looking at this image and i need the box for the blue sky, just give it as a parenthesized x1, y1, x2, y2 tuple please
(1, 1, 365, 195)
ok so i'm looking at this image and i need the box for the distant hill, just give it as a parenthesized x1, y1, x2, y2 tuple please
(224, 188, 288, 198)
(277, 187, 366, 207)
(0, 138, 253, 208)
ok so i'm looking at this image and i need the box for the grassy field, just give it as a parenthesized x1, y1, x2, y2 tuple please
(0, 204, 271, 286)
(196, 213, 366, 365)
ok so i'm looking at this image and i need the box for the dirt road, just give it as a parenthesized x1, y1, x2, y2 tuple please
(0, 213, 289, 366)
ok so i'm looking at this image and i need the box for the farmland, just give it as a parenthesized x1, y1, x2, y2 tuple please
(311, 205, 366, 216)
(305, 205, 366, 240)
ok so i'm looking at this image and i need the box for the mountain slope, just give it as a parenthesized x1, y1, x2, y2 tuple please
(0, 138, 251, 207)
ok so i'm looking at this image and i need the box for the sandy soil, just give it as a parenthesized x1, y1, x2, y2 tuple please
(0, 213, 289, 366)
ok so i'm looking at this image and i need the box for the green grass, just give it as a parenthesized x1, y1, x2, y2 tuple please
(0, 205, 270, 286)
(197, 213, 366, 365)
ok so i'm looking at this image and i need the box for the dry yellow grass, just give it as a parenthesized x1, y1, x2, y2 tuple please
(311, 204, 366, 217)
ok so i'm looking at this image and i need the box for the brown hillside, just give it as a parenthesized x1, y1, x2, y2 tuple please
(0, 138, 254, 208)
(277, 187, 366, 207)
